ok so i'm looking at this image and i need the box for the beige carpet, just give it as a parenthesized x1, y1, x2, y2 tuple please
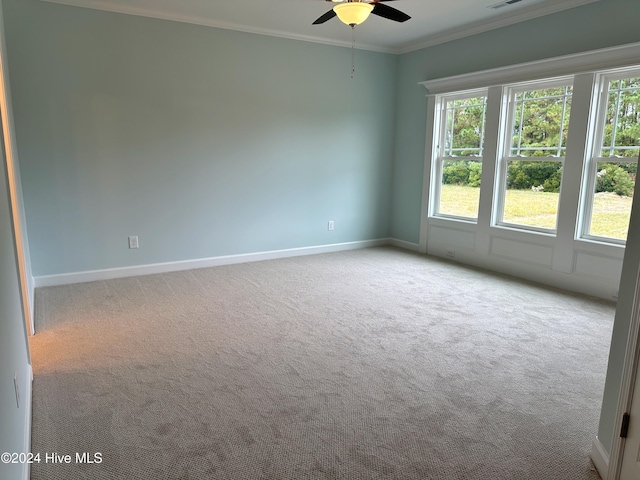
(29, 246, 612, 479)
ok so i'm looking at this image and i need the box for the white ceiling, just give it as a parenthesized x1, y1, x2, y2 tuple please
(40, 0, 600, 54)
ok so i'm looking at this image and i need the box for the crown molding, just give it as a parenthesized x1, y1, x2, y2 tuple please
(39, 0, 602, 56)
(38, 0, 395, 54)
(419, 41, 640, 95)
(397, 0, 600, 55)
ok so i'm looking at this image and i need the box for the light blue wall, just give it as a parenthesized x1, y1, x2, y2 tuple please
(3, 0, 397, 276)
(391, 0, 640, 244)
(0, 4, 31, 479)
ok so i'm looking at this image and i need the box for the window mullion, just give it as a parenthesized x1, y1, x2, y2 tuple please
(480, 98, 487, 152)
(441, 103, 449, 157)
(516, 95, 525, 155)
(448, 105, 455, 157)
(610, 86, 623, 156)
(557, 86, 569, 157)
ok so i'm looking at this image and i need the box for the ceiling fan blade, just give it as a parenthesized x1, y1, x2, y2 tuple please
(371, 3, 410, 22)
(313, 10, 337, 25)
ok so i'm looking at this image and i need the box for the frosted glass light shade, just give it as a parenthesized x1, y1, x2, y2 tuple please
(333, 3, 374, 26)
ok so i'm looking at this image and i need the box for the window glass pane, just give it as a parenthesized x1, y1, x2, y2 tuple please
(503, 160, 563, 229)
(444, 97, 487, 157)
(588, 161, 636, 240)
(601, 77, 640, 158)
(439, 160, 482, 218)
(511, 86, 573, 157)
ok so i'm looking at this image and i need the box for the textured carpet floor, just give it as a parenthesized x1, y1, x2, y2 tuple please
(29, 247, 612, 479)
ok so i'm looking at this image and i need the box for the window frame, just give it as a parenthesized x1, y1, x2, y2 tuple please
(494, 77, 574, 235)
(579, 68, 640, 245)
(430, 88, 488, 223)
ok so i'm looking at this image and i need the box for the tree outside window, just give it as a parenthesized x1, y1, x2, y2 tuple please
(434, 94, 487, 220)
(498, 84, 572, 231)
(584, 75, 640, 242)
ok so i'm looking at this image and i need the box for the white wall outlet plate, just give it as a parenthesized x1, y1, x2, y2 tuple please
(128, 236, 139, 249)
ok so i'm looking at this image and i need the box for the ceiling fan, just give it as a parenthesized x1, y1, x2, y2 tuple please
(313, 0, 411, 27)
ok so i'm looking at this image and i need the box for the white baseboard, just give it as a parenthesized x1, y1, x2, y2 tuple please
(388, 238, 421, 252)
(22, 364, 33, 480)
(34, 239, 390, 287)
(591, 436, 609, 480)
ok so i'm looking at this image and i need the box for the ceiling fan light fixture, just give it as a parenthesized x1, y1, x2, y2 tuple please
(333, 2, 374, 26)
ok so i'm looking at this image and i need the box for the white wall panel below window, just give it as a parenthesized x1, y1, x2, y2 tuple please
(575, 252, 623, 281)
(428, 225, 476, 250)
(490, 236, 554, 267)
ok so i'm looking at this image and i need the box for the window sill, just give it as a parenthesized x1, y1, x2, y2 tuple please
(575, 236, 626, 255)
(429, 215, 478, 227)
(492, 223, 556, 238)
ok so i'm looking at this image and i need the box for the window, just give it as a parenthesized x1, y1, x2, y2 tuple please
(425, 59, 640, 250)
(582, 73, 640, 243)
(497, 82, 573, 232)
(432, 92, 487, 220)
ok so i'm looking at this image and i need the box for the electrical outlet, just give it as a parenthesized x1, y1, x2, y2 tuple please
(128, 236, 139, 249)
(328, 221, 334, 231)
(613, 288, 619, 299)
(14, 372, 20, 409)
(446, 249, 455, 258)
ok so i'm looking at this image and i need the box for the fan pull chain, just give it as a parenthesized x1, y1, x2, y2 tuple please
(351, 26, 356, 79)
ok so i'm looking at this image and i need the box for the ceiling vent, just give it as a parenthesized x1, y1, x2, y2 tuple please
(489, 0, 524, 9)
